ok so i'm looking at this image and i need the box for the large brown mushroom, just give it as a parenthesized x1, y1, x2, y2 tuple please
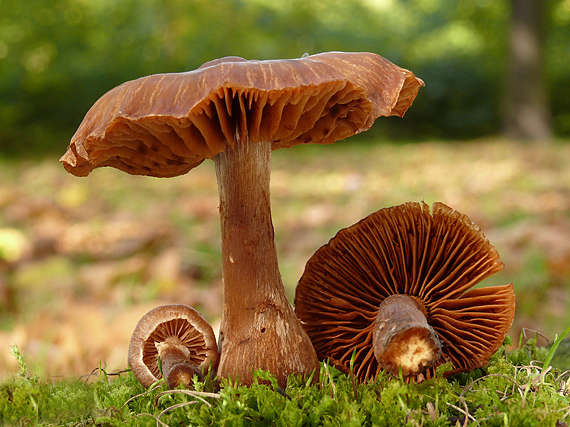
(60, 52, 424, 387)
(128, 304, 218, 389)
(295, 202, 515, 382)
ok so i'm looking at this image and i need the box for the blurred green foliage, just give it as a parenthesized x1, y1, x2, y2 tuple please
(0, 0, 569, 157)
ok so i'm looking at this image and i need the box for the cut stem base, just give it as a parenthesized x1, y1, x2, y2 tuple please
(373, 294, 441, 377)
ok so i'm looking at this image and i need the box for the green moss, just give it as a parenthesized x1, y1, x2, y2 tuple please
(3, 337, 570, 426)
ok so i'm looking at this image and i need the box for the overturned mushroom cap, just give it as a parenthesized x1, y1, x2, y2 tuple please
(60, 51, 423, 177)
(294, 202, 515, 382)
(128, 304, 218, 388)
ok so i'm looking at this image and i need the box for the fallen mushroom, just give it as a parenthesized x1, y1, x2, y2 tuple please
(294, 202, 516, 382)
(128, 304, 218, 389)
(61, 52, 424, 387)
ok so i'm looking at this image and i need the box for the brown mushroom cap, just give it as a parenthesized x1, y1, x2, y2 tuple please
(294, 202, 516, 382)
(128, 304, 218, 388)
(60, 51, 423, 178)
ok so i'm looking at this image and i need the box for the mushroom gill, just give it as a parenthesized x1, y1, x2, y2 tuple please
(294, 201, 516, 382)
(128, 304, 218, 389)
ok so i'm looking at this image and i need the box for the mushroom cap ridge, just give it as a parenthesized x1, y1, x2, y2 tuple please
(294, 201, 516, 382)
(128, 304, 218, 388)
(61, 51, 423, 178)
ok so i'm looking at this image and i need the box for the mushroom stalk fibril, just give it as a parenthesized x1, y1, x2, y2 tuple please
(373, 295, 442, 377)
(214, 139, 319, 387)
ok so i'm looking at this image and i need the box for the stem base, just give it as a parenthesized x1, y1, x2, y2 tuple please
(373, 294, 441, 377)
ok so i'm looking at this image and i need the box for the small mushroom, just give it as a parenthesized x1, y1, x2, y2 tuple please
(295, 202, 516, 382)
(128, 304, 218, 389)
(61, 52, 424, 387)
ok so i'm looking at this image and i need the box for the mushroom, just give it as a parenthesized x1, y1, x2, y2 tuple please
(294, 202, 516, 382)
(128, 304, 218, 389)
(60, 52, 424, 387)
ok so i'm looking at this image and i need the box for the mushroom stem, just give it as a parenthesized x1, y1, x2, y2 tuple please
(214, 140, 319, 388)
(373, 294, 442, 377)
(157, 340, 201, 389)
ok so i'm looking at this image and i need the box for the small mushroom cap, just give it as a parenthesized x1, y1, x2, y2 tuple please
(60, 51, 423, 177)
(128, 304, 218, 388)
(294, 201, 516, 382)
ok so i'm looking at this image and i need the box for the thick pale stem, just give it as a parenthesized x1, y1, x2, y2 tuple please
(373, 294, 442, 377)
(214, 140, 319, 388)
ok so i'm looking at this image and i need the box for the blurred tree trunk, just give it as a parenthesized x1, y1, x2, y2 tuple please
(503, 0, 552, 141)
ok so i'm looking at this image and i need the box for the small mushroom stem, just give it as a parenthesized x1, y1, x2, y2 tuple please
(214, 140, 319, 388)
(156, 339, 201, 389)
(373, 294, 442, 377)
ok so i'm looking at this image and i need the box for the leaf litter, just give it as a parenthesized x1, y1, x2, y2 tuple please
(0, 138, 569, 384)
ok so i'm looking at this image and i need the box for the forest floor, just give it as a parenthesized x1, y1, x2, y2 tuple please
(1, 137, 569, 379)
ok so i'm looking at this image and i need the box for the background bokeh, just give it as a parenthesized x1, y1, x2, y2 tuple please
(1, 0, 570, 156)
(1, 0, 569, 378)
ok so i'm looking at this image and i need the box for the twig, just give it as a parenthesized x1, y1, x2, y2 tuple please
(120, 382, 164, 411)
(134, 412, 170, 427)
(522, 328, 551, 347)
(156, 401, 200, 425)
(151, 389, 222, 427)
(154, 389, 221, 407)
(445, 401, 476, 425)
(81, 367, 131, 384)
(461, 374, 525, 400)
